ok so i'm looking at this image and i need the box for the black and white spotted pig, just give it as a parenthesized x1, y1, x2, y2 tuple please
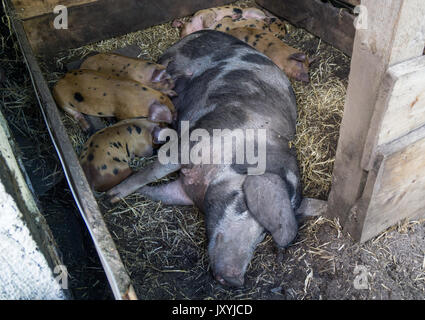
(107, 31, 302, 287)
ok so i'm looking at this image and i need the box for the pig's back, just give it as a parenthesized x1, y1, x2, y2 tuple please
(159, 30, 297, 140)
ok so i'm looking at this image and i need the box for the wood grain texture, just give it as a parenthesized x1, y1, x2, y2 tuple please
(359, 125, 425, 242)
(11, 0, 97, 19)
(341, 0, 360, 6)
(256, 0, 356, 56)
(327, 0, 425, 241)
(363, 56, 425, 169)
(21, 0, 235, 56)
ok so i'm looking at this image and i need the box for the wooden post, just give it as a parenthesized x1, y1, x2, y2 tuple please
(327, 0, 425, 242)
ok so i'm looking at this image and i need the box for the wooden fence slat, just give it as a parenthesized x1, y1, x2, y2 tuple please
(340, 0, 360, 6)
(327, 0, 425, 242)
(21, 0, 235, 56)
(256, 0, 356, 56)
(11, 0, 97, 20)
(357, 125, 425, 242)
(362, 56, 425, 169)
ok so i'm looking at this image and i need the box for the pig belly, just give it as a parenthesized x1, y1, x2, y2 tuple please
(180, 165, 221, 209)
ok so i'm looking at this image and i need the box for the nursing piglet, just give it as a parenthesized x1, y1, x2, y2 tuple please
(53, 69, 176, 131)
(80, 119, 158, 192)
(80, 53, 176, 96)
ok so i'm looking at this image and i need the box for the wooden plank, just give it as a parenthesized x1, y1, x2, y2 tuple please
(5, 0, 137, 300)
(327, 0, 425, 241)
(362, 56, 425, 169)
(256, 0, 356, 56)
(11, 0, 97, 20)
(20, 0, 235, 56)
(340, 0, 360, 6)
(0, 109, 66, 289)
(357, 125, 425, 242)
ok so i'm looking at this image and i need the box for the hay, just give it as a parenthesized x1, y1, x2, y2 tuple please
(44, 0, 425, 300)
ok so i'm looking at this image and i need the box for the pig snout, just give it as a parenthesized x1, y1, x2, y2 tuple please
(213, 266, 245, 288)
(206, 206, 265, 288)
(210, 233, 246, 287)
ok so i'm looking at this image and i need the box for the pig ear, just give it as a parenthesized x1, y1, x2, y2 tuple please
(151, 68, 171, 83)
(243, 173, 298, 248)
(172, 19, 184, 28)
(289, 52, 307, 62)
(148, 103, 173, 124)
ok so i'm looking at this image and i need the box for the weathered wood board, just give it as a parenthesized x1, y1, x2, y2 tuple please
(363, 55, 425, 169)
(11, 0, 97, 19)
(17, 0, 235, 56)
(341, 0, 360, 6)
(256, 0, 356, 56)
(357, 125, 425, 242)
(327, 0, 425, 242)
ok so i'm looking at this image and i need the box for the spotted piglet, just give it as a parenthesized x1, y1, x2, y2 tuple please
(174, 5, 267, 38)
(80, 118, 159, 192)
(80, 53, 176, 96)
(227, 27, 312, 82)
(53, 69, 176, 132)
(211, 16, 287, 36)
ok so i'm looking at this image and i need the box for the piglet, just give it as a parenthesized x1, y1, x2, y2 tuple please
(53, 69, 176, 131)
(211, 16, 286, 37)
(227, 27, 311, 82)
(80, 118, 159, 192)
(175, 5, 267, 38)
(80, 53, 176, 96)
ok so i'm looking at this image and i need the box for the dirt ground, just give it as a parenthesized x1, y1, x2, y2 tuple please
(2, 0, 424, 300)
(104, 198, 425, 300)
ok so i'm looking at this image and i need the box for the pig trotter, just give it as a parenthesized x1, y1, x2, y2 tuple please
(137, 179, 194, 206)
(107, 160, 181, 203)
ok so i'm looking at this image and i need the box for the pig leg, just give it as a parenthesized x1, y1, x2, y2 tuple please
(295, 198, 327, 221)
(84, 115, 107, 136)
(242, 8, 266, 20)
(63, 105, 91, 132)
(107, 160, 181, 203)
(136, 178, 194, 205)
